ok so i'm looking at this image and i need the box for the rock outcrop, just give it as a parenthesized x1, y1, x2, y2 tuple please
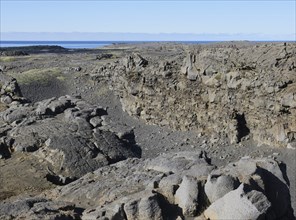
(0, 151, 293, 219)
(94, 43, 296, 148)
(0, 94, 140, 181)
(0, 75, 25, 106)
(0, 198, 81, 220)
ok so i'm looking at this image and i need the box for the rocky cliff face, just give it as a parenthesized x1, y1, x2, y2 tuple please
(95, 43, 296, 148)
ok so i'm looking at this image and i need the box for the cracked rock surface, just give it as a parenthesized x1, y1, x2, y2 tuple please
(1, 151, 294, 219)
(0, 95, 140, 180)
(94, 43, 296, 148)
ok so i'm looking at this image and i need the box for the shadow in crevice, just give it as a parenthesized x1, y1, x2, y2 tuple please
(120, 131, 142, 159)
(46, 174, 77, 186)
(235, 113, 250, 142)
(0, 142, 11, 159)
(156, 193, 184, 220)
(73, 207, 85, 216)
(279, 162, 290, 187)
(255, 167, 295, 219)
(196, 181, 211, 216)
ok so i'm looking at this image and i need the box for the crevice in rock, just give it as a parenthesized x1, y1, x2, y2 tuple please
(121, 203, 128, 220)
(73, 207, 85, 219)
(156, 192, 184, 220)
(256, 167, 295, 219)
(46, 174, 77, 186)
(235, 113, 250, 142)
(196, 181, 211, 217)
(0, 142, 11, 159)
(279, 162, 290, 187)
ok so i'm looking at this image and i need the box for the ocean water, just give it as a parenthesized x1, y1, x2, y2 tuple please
(0, 41, 218, 49)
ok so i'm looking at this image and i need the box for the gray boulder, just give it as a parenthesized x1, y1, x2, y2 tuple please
(174, 175, 199, 216)
(89, 116, 102, 128)
(122, 191, 163, 220)
(0, 95, 13, 105)
(205, 174, 239, 203)
(42, 135, 108, 178)
(213, 157, 293, 219)
(204, 184, 272, 220)
(35, 97, 73, 115)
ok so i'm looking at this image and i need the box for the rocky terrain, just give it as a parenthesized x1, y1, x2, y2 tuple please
(0, 42, 295, 219)
(96, 43, 296, 148)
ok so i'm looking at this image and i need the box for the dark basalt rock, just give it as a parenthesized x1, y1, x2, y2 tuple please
(0, 95, 141, 181)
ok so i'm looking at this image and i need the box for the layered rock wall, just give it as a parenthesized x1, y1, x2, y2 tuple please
(96, 43, 296, 147)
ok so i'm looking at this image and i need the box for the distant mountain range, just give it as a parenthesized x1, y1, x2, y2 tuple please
(1, 32, 295, 41)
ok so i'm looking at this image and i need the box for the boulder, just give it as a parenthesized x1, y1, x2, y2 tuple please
(89, 116, 102, 128)
(174, 175, 199, 216)
(0, 95, 13, 105)
(205, 174, 239, 203)
(204, 184, 272, 220)
(215, 157, 293, 219)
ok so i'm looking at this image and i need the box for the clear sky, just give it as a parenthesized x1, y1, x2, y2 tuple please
(0, 0, 295, 40)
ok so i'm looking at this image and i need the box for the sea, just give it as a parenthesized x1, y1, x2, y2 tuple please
(0, 41, 218, 49)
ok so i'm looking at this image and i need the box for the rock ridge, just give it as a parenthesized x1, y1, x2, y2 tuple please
(93, 43, 296, 148)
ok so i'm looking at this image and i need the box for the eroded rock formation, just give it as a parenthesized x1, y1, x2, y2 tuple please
(94, 43, 296, 148)
(1, 151, 293, 219)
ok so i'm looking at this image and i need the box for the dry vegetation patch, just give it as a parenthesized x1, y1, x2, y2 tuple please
(9, 67, 63, 85)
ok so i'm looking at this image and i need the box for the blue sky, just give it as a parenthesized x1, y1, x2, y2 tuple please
(0, 1, 295, 40)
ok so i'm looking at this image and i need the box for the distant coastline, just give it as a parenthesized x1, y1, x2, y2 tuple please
(0, 41, 219, 49)
(0, 41, 113, 49)
(1, 40, 294, 49)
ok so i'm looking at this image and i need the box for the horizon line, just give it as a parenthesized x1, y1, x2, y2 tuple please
(2, 31, 295, 35)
